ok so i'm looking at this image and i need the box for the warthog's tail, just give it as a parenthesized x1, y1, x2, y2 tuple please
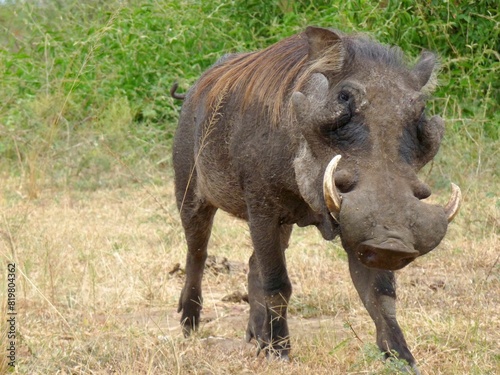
(170, 82, 186, 100)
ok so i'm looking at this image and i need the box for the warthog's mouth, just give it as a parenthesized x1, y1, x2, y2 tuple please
(356, 238, 419, 270)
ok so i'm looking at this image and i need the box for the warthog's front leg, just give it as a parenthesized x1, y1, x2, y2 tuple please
(246, 217, 293, 359)
(347, 253, 421, 374)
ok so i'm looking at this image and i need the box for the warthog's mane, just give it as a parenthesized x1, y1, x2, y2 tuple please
(193, 31, 418, 127)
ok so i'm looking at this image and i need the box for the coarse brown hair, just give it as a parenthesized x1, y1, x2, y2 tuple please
(193, 31, 345, 126)
(192, 29, 425, 127)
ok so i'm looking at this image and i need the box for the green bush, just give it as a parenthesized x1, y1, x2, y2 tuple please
(0, 0, 498, 191)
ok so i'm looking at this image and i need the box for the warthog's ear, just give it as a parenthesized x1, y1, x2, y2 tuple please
(305, 26, 345, 73)
(413, 51, 438, 91)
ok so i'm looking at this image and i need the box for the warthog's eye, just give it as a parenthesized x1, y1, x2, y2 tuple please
(317, 83, 369, 148)
(338, 91, 350, 102)
(318, 90, 354, 140)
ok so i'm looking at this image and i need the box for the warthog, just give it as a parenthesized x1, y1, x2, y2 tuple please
(171, 27, 461, 372)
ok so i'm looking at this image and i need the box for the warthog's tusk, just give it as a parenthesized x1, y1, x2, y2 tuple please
(444, 183, 461, 223)
(323, 155, 342, 219)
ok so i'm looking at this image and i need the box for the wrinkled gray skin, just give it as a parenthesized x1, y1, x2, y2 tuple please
(173, 27, 449, 373)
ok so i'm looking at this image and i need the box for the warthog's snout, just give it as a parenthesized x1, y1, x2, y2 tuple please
(323, 155, 461, 270)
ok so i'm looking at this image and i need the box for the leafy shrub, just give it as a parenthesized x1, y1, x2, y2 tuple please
(0, 0, 497, 190)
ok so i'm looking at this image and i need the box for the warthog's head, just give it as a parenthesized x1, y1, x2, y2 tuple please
(293, 27, 460, 270)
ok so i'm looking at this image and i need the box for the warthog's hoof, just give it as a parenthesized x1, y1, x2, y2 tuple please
(246, 326, 290, 361)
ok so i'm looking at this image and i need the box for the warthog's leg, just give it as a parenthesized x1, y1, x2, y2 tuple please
(246, 220, 293, 359)
(347, 253, 421, 374)
(177, 197, 217, 336)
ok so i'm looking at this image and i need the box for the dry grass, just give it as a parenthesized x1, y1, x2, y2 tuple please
(0, 170, 498, 374)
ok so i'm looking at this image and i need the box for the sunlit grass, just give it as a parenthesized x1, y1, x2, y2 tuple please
(0, 175, 498, 374)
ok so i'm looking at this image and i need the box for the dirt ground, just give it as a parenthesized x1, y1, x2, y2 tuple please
(0, 181, 498, 374)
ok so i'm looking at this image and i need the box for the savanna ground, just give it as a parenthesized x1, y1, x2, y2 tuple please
(0, 1, 499, 374)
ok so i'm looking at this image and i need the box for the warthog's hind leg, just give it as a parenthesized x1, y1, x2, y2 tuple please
(177, 197, 217, 336)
